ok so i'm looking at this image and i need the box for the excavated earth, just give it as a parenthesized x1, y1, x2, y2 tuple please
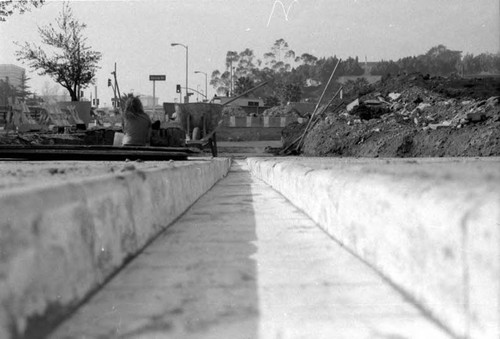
(283, 74, 500, 157)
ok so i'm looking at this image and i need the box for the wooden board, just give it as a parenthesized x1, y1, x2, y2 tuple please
(0, 145, 193, 161)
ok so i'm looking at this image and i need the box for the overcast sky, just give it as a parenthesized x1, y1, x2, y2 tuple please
(1, 0, 499, 106)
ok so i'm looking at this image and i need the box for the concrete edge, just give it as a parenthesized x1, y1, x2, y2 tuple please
(247, 157, 500, 339)
(0, 158, 231, 338)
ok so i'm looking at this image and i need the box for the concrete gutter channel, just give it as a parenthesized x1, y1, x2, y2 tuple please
(1, 155, 499, 338)
(248, 157, 500, 339)
(0, 158, 231, 339)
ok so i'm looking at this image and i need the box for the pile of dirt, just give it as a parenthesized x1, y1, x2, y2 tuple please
(283, 73, 500, 157)
(221, 106, 247, 117)
(262, 105, 302, 117)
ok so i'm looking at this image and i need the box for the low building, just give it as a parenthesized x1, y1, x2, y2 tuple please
(212, 95, 264, 107)
(212, 96, 267, 115)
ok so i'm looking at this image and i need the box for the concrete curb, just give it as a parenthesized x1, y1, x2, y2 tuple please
(248, 157, 500, 339)
(0, 158, 231, 338)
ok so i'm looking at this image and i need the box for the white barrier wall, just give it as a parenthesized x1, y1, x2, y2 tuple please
(248, 157, 500, 339)
(0, 159, 231, 338)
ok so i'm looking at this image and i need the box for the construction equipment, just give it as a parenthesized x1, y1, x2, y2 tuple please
(174, 102, 223, 157)
(174, 81, 269, 157)
(0, 81, 270, 160)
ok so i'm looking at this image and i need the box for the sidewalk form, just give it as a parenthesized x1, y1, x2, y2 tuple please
(0, 158, 230, 339)
(248, 157, 500, 339)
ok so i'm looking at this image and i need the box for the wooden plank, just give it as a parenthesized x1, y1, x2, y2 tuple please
(0, 145, 190, 161)
(0, 144, 198, 153)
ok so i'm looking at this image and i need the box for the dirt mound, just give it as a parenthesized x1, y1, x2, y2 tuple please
(282, 73, 500, 157)
(221, 106, 247, 117)
(262, 105, 303, 117)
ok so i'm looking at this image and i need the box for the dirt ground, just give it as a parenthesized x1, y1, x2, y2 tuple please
(282, 74, 500, 157)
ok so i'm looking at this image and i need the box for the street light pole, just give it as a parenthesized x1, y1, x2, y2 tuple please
(171, 43, 189, 103)
(194, 71, 207, 101)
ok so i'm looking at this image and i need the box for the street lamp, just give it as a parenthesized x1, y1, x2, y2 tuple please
(171, 42, 189, 103)
(194, 70, 207, 101)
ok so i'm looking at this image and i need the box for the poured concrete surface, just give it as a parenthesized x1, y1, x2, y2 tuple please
(51, 160, 450, 339)
(0, 158, 230, 338)
(248, 157, 500, 339)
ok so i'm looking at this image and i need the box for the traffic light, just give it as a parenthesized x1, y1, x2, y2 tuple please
(108, 79, 112, 87)
(176, 84, 181, 93)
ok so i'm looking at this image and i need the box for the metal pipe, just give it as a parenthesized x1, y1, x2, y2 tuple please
(221, 81, 268, 107)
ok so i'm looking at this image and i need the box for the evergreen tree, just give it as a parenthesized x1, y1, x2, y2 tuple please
(17, 70, 32, 100)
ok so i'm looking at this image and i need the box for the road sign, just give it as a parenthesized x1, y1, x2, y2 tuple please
(149, 75, 166, 81)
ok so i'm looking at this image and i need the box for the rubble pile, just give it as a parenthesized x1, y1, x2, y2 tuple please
(287, 73, 500, 157)
(221, 106, 247, 117)
(262, 105, 302, 117)
(344, 89, 499, 130)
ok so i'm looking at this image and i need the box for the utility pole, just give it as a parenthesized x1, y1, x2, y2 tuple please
(230, 60, 233, 97)
(186, 46, 189, 103)
(95, 86, 98, 108)
(194, 71, 208, 101)
(110, 63, 123, 110)
(153, 80, 156, 114)
(114, 63, 121, 107)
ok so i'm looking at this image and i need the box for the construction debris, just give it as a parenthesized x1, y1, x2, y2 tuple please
(282, 73, 500, 157)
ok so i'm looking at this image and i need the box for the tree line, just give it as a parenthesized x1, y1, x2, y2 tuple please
(210, 38, 366, 106)
(211, 40, 500, 106)
(371, 44, 500, 77)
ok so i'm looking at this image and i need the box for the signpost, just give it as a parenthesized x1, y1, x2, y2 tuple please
(149, 75, 166, 81)
(149, 75, 166, 117)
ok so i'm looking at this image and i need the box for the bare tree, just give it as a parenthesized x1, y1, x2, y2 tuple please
(15, 2, 101, 101)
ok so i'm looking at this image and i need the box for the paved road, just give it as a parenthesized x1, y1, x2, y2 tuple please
(51, 160, 451, 339)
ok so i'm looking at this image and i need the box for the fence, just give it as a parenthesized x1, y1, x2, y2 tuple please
(222, 116, 305, 128)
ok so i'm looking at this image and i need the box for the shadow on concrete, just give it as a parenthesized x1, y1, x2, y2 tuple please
(49, 160, 260, 338)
